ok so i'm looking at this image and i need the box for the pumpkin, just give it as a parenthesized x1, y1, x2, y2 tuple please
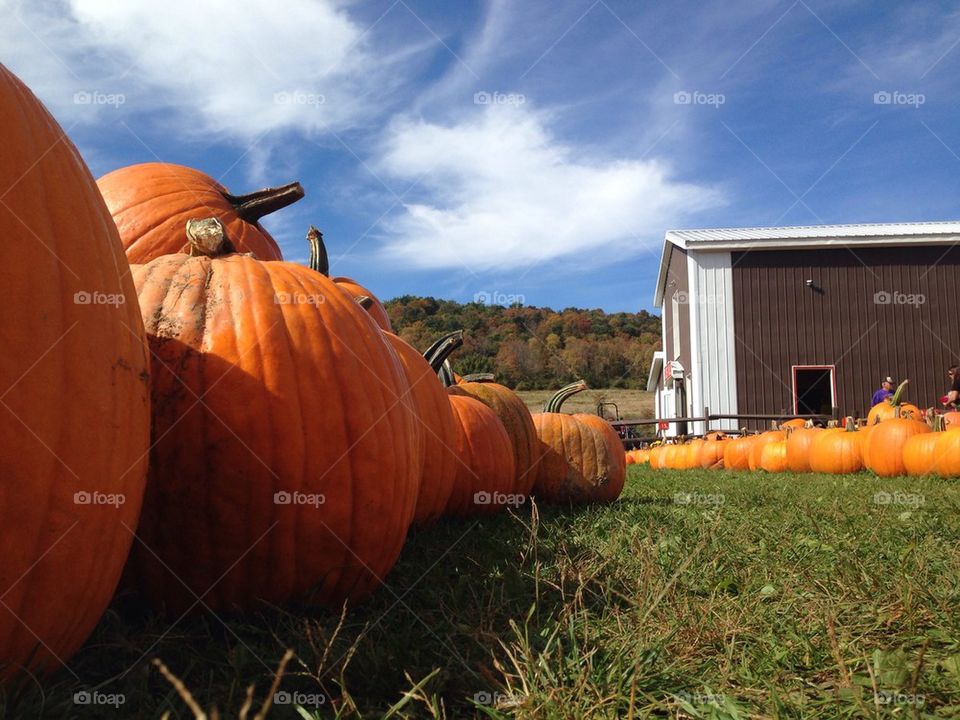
(127, 218, 419, 612)
(785, 424, 822, 473)
(632, 448, 651, 465)
(649, 445, 665, 469)
(723, 432, 754, 471)
(863, 407, 930, 477)
(444, 396, 517, 516)
(867, 379, 921, 425)
(809, 421, 863, 474)
(532, 382, 626, 503)
(307, 226, 393, 331)
(780, 418, 807, 430)
(943, 410, 960, 431)
(934, 430, 960, 477)
(429, 333, 539, 496)
(681, 438, 704, 469)
(698, 434, 728, 469)
(759, 440, 789, 472)
(0, 62, 150, 679)
(903, 415, 942, 476)
(382, 333, 459, 525)
(98, 162, 302, 264)
(749, 425, 787, 470)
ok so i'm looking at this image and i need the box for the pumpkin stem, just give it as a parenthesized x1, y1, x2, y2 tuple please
(184, 217, 235, 257)
(932, 413, 944, 432)
(423, 331, 464, 383)
(844, 416, 857, 432)
(307, 226, 330, 276)
(889, 379, 910, 406)
(224, 181, 304, 224)
(461, 373, 495, 383)
(544, 380, 588, 413)
(355, 295, 373, 310)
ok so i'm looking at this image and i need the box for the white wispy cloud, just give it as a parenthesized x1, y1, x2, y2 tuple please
(375, 104, 724, 271)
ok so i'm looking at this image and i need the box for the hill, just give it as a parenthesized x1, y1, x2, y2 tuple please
(385, 296, 662, 390)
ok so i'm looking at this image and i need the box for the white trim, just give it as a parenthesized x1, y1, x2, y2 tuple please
(687, 254, 702, 435)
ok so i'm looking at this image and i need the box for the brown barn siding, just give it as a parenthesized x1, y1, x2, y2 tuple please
(732, 246, 960, 424)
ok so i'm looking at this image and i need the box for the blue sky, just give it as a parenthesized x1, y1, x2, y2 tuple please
(5, 0, 960, 312)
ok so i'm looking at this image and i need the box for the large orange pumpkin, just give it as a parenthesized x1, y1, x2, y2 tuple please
(444, 395, 517, 516)
(383, 333, 459, 525)
(785, 425, 822, 473)
(0, 63, 150, 679)
(532, 382, 626, 503)
(809, 422, 863, 474)
(98, 162, 302, 264)
(307, 226, 393, 332)
(863, 407, 930, 477)
(127, 218, 419, 612)
(867, 380, 921, 425)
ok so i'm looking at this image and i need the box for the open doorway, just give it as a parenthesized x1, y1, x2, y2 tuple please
(793, 366, 835, 416)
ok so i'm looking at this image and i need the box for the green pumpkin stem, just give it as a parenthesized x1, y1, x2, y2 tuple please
(889, 379, 910, 406)
(423, 331, 464, 385)
(184, 217, 235, 257)
(224, 181, 304, 224)
(307, 226, 330, 276)
(544, 380, 588, 413)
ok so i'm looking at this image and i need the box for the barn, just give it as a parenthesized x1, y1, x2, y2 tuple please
(647, 221, 960, 435)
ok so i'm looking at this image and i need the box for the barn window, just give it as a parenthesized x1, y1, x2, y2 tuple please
(792, 365, 835, 416)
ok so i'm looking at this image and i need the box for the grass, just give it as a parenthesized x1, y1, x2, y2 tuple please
(514, 388, 653, 420)
(6, 468, 960, 718)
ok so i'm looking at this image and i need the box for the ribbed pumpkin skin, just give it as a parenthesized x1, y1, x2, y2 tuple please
(98, 163, 285, 264)
(724, 437, 753, 470)
(809, 430, 863, 474)
(749, 431, 786, 471)
(786, 427, 821, 472)
(759, 441, 788, 472)
(129, 254, 419, 611)
(447, 382, 540, 496)
(0, 63, 150, 678)
(903, 432, 940, 476)
(331, 276, 393, 332)
(384, 333, 457, 524)
(532, 413, 624, 503)
(698, 438, 727, 468)
(868, 401, 921, 426)
(572, 414, 626, 502)
(864, 418, 930, 477)
(935, 431, 960, 477)
(444, 396, 516, 516)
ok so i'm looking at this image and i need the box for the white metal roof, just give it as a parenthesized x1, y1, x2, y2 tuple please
(647, 351, 664, 392)
(653, 220, 960, 305)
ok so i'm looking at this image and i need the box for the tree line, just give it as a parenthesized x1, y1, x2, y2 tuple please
(385, 296, 662, 390)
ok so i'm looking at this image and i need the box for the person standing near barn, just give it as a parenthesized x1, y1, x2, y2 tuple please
(942, 365, 960, 409)
(872, 376, 895, 406)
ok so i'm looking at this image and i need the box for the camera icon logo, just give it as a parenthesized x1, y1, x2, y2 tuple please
(273, 491, 292, 505)
(673, 91, 692, 105)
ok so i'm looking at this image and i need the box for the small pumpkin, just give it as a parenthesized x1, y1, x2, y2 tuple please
(532, 382, 626, 504)
(780, 418, 807, 430)
(809, 420, 863, 474)
(698, 434, 728, 469)
(0, 62, 150, 679)
(444, 396, 517, 516)
(723, 432, 754, 471)
(759, 440, 789, 472)
(307, 226, 393, 331)
(749, 424, 787, 471)
(98, 162, 302, 263)
(785, 423, 822, 473)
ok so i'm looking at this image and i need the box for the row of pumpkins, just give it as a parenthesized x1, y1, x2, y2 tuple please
(0, 65, 624, 682)
(627, 381, 960, 477)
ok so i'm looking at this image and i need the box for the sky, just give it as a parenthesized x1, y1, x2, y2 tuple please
(4, 0, 960, 313)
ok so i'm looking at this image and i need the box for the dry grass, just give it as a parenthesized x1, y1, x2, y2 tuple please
(514, 388, 653, 419)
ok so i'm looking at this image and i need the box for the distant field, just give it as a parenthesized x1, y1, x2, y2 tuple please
(515, 388, 653, 418)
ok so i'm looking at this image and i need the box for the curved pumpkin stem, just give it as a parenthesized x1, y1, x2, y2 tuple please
(889, 379, 910, 406)
(423, 331, 464, 386)
(184, 217, 235, 257)
(355, 295, 373, 310)
(844, 416, 857, 432)
(307, 226, 329, 276)
(461, 373, 495, 383)
(544, 380, 588, 413)
(223, 181, 304, 224)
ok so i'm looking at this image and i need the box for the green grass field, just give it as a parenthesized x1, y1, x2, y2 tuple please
(7, 468, 960, 718)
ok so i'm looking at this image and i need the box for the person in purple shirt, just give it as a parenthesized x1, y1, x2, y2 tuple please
(871, 376, 895, 406)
